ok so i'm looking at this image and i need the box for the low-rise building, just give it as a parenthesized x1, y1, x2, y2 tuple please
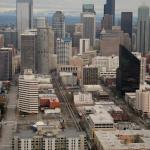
(94, 130, 150, 150)
(125, 92, 136, 109)
(57, 65, 82, 80)
(88, 108, 114, 130)
(83, 85, 103, 93)
(59, 72, 77, 86)
(12, 129, 87, 150)
(74, 92, 94, 106)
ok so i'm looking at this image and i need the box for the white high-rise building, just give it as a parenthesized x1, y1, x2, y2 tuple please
(16, 0, 33, 49)
(37, 27, 54, 74)
(18, 69, 39, 114)
(137, 5, 150, 53)
(56, 38, 72, 65)
(80, 39, 90, 54)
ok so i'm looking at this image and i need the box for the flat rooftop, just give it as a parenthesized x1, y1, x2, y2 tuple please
(89, 108, 114, 124)
(14, 129, 85, 139)
(95, 130, 150, 150)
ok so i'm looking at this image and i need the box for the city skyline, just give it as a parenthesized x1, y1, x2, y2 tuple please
(0, 0, 150, 16)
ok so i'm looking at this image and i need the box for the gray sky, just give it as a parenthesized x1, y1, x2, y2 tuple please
(0, 0, 150, 15)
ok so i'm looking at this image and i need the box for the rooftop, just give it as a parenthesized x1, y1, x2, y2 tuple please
(89, 108, 114, 124)
(95, 130, 150, 150)
(14, 129, 85, 139)
(83, 85, 103, 92)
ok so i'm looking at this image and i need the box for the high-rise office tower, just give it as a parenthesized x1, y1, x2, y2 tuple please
(100, 27, 131, 56)
(21, 29, 37, 73)
(65, 24, 75, 38)
(82, 66, 98, 85)
(0, 48, 13, 81)
(81, 4, 96, 47)
(121, 12, 133, 39)
(34, 16, 48, 28)
(52, 11, 65, 53)
(137, 5, 150, 53)
(0, 34, 4, 48)
(80, 39, 90, 54)
(104, 0, 115, 25)
(16, 0, 33, 49)
(82, 4, 95, 13)
(116, 45, 141, 95)
(37, 27, 54, 74)
(101, 14, 113, 31)
(75, 23, 83, 35)
(72, 23, 83, 48)
(145, 17, 150, 53)
(56, 38, 72, 65)
(0, 28, 17, 48)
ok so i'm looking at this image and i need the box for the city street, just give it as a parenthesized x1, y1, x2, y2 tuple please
(101, 84, 148, 129)
(0, 86, 17, 150)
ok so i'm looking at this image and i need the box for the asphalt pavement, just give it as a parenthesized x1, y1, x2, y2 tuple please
(0, 86, 17, 150)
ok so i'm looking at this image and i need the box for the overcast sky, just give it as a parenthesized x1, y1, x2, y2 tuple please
(0, 0, 150, 16)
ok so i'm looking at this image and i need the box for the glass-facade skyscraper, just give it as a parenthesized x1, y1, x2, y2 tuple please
(104, 0, 115, 25)
(81, 4, 96, 46)
(16, 0, 33, 49)
(121, 12, 133, 39)
(137, 5, 150, 53)
(116, 45, 140, 95)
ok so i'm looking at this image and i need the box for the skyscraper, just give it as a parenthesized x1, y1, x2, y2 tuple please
(37, 27, 54, 74)
(21, 29, 37, 73)
(116, 45, 141, 94)
(81, 4, 96, 47)
(104, 0, 115, 25)
(121, 12, 133, 39)
(16, 0, 33, 49)
(18, 69, 39, 114)
(82, 4, 95, 13)
(34, 16, 48, 28)
(82, 66, 98, 85)
(0, 28, 17, 48)
(52, 11, 65, 53)
(0, 34, 4, 48)
(80, 39, 90, 54)
(137, 5, 150, 53)
(101, 14, 113, 31)
(0, 48, 13, 81)
(56, 38, 72, 65)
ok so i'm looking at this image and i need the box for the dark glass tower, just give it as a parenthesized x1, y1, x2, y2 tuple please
(116, 45, 140, 95)
(104, 0, 115, 25)
(121, 12, 133, 39)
